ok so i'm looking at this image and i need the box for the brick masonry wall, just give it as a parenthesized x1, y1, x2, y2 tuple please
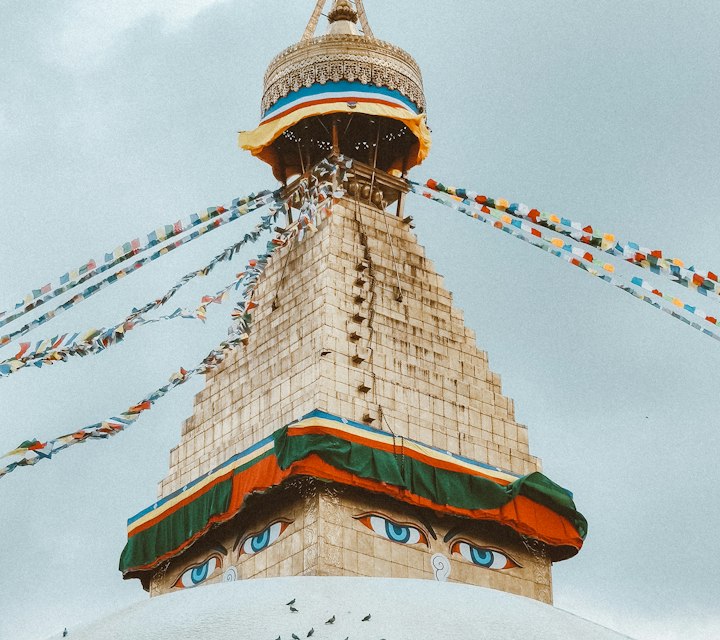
(159, 196, 539, 498)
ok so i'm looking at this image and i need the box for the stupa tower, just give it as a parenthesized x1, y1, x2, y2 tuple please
(119, 0, 585, 608)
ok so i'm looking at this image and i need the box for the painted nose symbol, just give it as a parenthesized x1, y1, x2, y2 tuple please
(431, 553, 451, 582)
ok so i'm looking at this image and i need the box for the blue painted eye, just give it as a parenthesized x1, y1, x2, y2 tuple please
(174, 555, 221, 589)
(239, 521, 290, 556)
(356, 514, 429, 546)
(451, 541, 518, 570)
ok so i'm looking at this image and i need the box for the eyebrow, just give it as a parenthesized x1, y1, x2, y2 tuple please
(211, 543, 228, 555)
(417, 515, 437, 540)
(443, 526, 465, 543)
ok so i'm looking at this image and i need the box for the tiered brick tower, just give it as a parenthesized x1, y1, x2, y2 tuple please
(120, 0, 585, 606)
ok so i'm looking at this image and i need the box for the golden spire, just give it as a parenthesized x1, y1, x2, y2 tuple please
(302, 0, 374, 41)
(328, 0, 357, 24)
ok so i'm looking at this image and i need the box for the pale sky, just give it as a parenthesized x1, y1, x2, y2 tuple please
(1, 2, 719, 639)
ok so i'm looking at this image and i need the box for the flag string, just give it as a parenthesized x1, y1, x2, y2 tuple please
(0, 159, 347, 479)
(0, 192, 280, 349)
(420, 179, 720, 301)
(0, 211, 285, 379)
(409, 185, 720, 343)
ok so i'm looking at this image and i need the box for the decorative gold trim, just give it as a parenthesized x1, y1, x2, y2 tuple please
(261, 35, 425, 115)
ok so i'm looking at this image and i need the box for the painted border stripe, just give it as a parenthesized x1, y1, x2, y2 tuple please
(126, 410, 523, 530)
(127, 436, 274, 526)
(263, 81, 419, 119)
(291, 412, 521, 483)
(261, 96, 416, 126)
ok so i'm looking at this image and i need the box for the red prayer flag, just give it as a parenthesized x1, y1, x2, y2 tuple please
(15, 342, 31, 358)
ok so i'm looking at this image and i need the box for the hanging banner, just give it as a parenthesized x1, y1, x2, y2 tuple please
(410, 186, 720, 344)
(120, 410, 585, 577)
(422, 179, 720, 301)
(0, 191, 278, 333)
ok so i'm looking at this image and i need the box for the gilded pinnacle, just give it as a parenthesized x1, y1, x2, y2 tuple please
(328, 0, 358, 24)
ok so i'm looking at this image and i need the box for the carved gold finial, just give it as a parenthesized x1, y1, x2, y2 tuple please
(328, 0, 357, 24)
(302, 0, 374, 41)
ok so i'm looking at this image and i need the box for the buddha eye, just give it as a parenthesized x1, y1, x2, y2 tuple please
(355, 514, 429, 546)
(173, 555, 221, 589)
(238, 521, 291, 556)
(450, 541, 519, 571)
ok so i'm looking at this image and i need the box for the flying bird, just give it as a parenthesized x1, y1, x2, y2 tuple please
(361, 614, 371, 621)
(292, 634, 300, 640)
(286, 599, 296, 606)
(307, 628, 315, 637)
(325, 615, 335, 625)
(290, 606, 299, 613)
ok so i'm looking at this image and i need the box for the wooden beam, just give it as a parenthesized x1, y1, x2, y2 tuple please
(302, 0, 327, 41)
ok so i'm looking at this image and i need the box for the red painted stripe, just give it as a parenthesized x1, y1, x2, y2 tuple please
(289, 455, 583, 550)
(261, 96, 407, 125)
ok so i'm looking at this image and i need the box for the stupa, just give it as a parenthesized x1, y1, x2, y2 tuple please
(118, 0, 584, 602)
(51, 3, 630, 639)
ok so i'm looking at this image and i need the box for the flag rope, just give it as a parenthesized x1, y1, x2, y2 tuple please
(409, 185, 720, 343)
(0, 211, 285, 379)
(0, 159, 347, 479)
(0, 190, 277, 331)
(420, 179, 720, 301)
(0, 192, 280, 349)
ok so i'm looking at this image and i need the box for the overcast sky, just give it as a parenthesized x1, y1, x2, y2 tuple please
(1, 2, 719, 639)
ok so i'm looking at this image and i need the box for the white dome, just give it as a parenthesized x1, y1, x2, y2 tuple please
(48, 578, 631, 640)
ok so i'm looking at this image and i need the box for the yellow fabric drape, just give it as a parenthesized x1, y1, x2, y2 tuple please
(239, 101, 432, 178)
